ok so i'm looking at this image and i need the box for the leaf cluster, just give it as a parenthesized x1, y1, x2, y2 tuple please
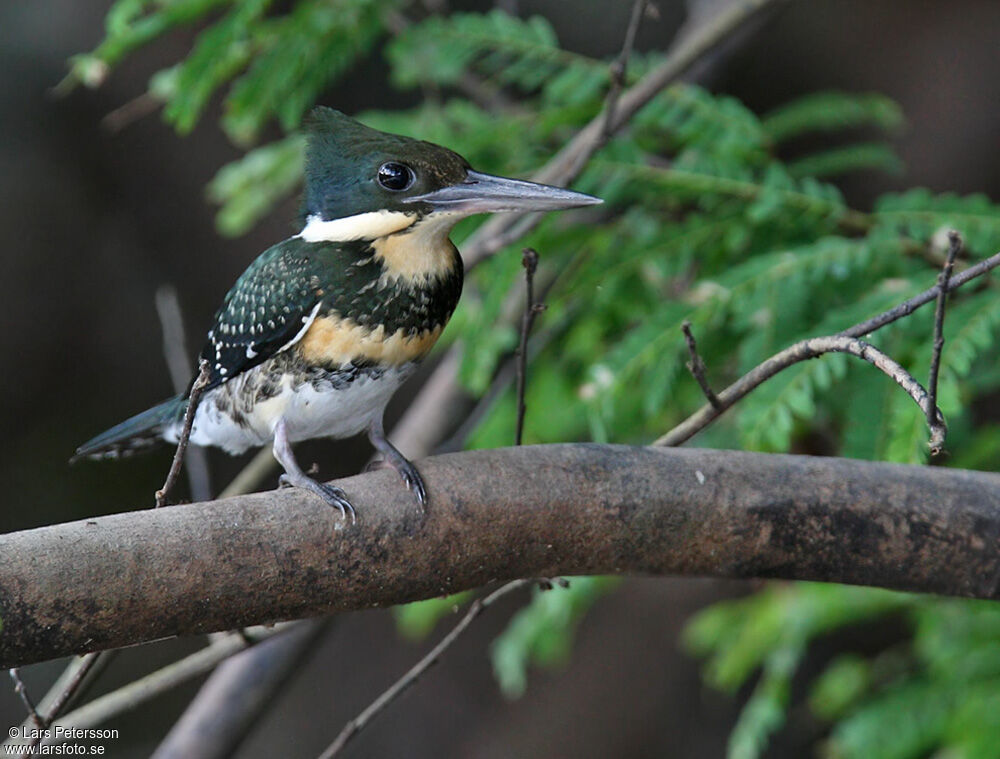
(687, 585, 1000, 759)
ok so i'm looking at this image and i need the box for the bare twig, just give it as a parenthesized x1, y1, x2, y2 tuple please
(601, 0, 650, 140)
(516, 249, 545, 445)
(681, 320, 722, 409)
(9, 669, 43, 730)
(657, 248, 1000, 447)
(320, 580, 530, 758)
(156, 286, 212, 502)
(40, 653, 102, 731)
(9, 353, 268, 752)
(101, 92, 163, 132)
(842, 250, 1000, 339)
(9, 652, 113, 747)
(439, 326, 561, 453)
(8, 652, 105, 750)
(926, 231, 962, 454)
(322, 249, 543, 757)
(155, 286, 194, 394)
(656, 335, 946, 448)
(155, 360, 210, 508)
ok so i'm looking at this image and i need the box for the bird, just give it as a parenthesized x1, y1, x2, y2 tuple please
(74, 107, 601, 521)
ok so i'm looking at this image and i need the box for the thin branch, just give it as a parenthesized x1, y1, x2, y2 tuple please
(101, 91, 162, 132)
(842, 249, 1000, 339)
(601, 0, 650, 140)
(155, 285, 212, 502)
(319, 580, 530, 758)
(681, 320, 722, 409)
(438, 326, 559, 453)
(9, 669, 43, 730)
(8, 652, 113, 750)
(155, 360, 210, 508)
(323, 251, 546, 757)
(39, 653, 101, 730)
(926, 230, 962, 454)
(7, 652, 105, 750)
(657, 248, 1000, 447)
(9, 380, 278, 752)
(516, 248, 545, 445)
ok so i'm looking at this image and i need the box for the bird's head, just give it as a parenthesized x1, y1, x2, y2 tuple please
(299, 107, 601, 243)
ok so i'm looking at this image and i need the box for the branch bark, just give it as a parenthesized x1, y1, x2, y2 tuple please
(3, 444, 1000, 668)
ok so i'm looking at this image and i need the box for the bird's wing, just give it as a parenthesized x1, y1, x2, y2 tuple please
(195, 238, 338, 393)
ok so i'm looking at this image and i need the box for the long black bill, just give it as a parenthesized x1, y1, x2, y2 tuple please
(405, 170, 602, 214)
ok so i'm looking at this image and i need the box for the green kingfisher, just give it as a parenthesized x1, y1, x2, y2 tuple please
(74, 107, 601, 520)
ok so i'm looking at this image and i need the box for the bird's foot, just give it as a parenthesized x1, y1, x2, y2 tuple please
(279, 473, 356, 525)
(368, 419, 428, 511)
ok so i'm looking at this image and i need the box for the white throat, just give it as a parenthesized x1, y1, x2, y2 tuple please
(297, 210, 416, 243)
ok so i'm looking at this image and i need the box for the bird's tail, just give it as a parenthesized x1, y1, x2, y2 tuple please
(72, 396, 187, 462)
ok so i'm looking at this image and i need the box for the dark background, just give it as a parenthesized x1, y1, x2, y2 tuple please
(1, 1, 998, 756)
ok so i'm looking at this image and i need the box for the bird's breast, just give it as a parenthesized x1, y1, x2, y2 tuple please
(298, 314, 444, 368)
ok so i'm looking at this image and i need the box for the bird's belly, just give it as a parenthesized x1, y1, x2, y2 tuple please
(280, 367, 410, 442)
(183, 363, 413, 454)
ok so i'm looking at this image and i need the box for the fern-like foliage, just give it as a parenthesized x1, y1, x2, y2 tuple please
(762, 91, 905, 143)
(874, 189, 1000, 256)
(73, 0, 398, 143)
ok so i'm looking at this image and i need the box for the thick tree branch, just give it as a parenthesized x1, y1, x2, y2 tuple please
(3, 444, 1000, 668)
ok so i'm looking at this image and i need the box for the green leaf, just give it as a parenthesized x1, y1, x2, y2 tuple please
(69, 0, 232, 87)
(393, 592, 473, 641)
(206, 134, 304, 236)
(763, 91, 904, 143)
(387, 10, 593, 94)
(874, 189, 1000, 255)
(809, 655, 872, 721)
(163, 0, 274, 133)
(728, 644, 803, 759)
(491, 577, 619, 698)
(787, 142, 905, 180)
(222, 0, 393, 143)
(826, 682, 954, 759)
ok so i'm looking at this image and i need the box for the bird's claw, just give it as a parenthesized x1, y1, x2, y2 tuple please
(395, 459, 427, 509)
(279, 474, 357, 524)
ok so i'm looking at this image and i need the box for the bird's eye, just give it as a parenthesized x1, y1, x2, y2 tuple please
(377, 162, 416, 192)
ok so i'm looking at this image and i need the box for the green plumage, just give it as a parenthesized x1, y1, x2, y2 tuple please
(201, 235, 462, 391)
